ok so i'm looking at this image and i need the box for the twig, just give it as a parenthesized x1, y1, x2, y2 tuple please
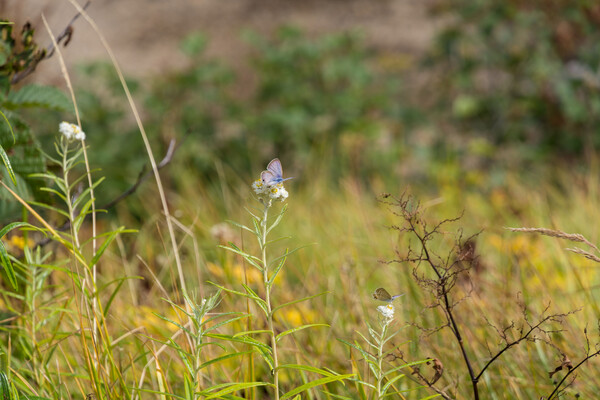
(382, 193, 481, 399)
(545, 348, 600, 400)
(32, 138, 179, 249)
(391, 351, 454, 400)
(102, 138, 177, 210)
(476, 308, 578, 382)
(10, 0, 92, 85)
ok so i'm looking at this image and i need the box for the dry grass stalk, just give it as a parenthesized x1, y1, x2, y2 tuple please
(506, 227, 599, 253)
(566, 247, 600, 264)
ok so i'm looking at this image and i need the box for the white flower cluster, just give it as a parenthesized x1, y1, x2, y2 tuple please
(252, 179, 289, 202)
(377, 304, 395, 324)
(59, 121, 86, 141)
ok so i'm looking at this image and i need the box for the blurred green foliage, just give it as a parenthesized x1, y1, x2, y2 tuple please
(427, 0, 600, 153)
(243, 27, 397, 168)
(0, 21, 72, 222)
(73, 27, 407, 203)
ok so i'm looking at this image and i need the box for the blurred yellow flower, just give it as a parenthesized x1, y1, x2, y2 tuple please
(276, 304, 318, 327)
(207, 261, 262, 285)
(4, 235, 32, 252)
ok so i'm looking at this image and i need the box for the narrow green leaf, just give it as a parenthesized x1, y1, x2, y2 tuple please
(208, 282, 268, 315)
(198, 350, 253, 371)
(90, 227, 126, 267)
(218, 243, 263, 270)
(276, 324, 329, 341)
(267, 203, 287, 235)
(102, 278, 128, 316)
(226, 219, 257, 235)
(36, 188, 68, 202)
(204, 333, 272, 354)
(243, 206, 260, 221)
(269, 244, 311, 269)
(184, 374, 193, 400)
(0, 146, 15, 185)
(419, 394, 442, 399)
(319, 391, 353, 400)
(0, 110, 16, 185)
(202, 382, 270, 399)
(73, 198, 94, 233)
(276, 364, 335, 377)
(153, 313, 192, 337)
(382, 359, 429, 378)
(233, 329, 272, 338)
(0, 221, 37, 238)
(337, 339, 365, 354)
(0, 109, 15, 143)
(381, 373, 405, 395)
(26, 201, 70, 219)
(269, 253, 287, 285)
(272, 292, 328, 315)
(0, 241, 17, 289)
(280, 374, 355, 400)
(204, 314, 250, 333)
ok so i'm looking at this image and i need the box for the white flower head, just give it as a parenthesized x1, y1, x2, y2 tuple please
(59, 121, 86, 141)
(252, 178, 288, 204)
(268, 183, 288, 201)
(377, 304, 395, 323)
(252, 179, 267, 195)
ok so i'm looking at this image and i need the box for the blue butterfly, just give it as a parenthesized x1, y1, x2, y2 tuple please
(372, 288, 404, 302)
(261, 158, 294, 186)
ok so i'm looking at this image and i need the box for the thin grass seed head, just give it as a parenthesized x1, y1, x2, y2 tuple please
(59, 121, 86, 141)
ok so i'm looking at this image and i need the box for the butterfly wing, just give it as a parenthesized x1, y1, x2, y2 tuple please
(261, 170, 276, 185)
(373, 288, 392, 301)
(267, 158, 283, 180)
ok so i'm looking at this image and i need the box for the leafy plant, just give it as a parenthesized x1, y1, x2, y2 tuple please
(427, 0, 600, 155)
(217, 167, 351, 399)
(0, 20, 73, 221)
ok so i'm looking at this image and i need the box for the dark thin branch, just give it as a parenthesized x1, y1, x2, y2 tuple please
(545, 348, 600, 400)
(390, 351, 454, 400)
(476, 308, 578, 381)
(10, 0, 92, 85)
(384, 193, 480, 399)
(33, 138, 178, 249)
(102, 139, 176, 210)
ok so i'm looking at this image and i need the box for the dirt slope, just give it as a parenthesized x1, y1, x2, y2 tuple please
(4, 0, 438, 86)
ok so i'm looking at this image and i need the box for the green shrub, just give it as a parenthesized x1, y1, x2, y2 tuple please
(72, 27, 406, 196)
(0, 21, 72, 222)
(427, 0, 600, 154)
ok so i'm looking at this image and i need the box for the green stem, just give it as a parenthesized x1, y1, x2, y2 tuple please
(261, 202, 280, 400)
(376, 323, 387, 400)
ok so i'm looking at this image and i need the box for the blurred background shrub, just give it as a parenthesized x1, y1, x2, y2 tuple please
(41, 27, 413, 207)
(427, 0, 600, 155)
(20, 1, 600, 217)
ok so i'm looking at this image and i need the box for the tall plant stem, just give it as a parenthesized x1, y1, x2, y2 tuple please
(41, 14, 100, 363)
(261, 203, 280, 400)
(376, 324, 387, 400)
(411, 222, 479, 400)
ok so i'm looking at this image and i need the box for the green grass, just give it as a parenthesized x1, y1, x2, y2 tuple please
(2, 7, 600, 399)
(70, 159, 595, 399)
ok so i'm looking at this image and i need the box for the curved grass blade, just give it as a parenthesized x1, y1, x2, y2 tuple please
(201, 382, 271, 399)
(276, 324, 329, 342)
(280, 374, 355, 400)
(272, 292, 328, 315)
